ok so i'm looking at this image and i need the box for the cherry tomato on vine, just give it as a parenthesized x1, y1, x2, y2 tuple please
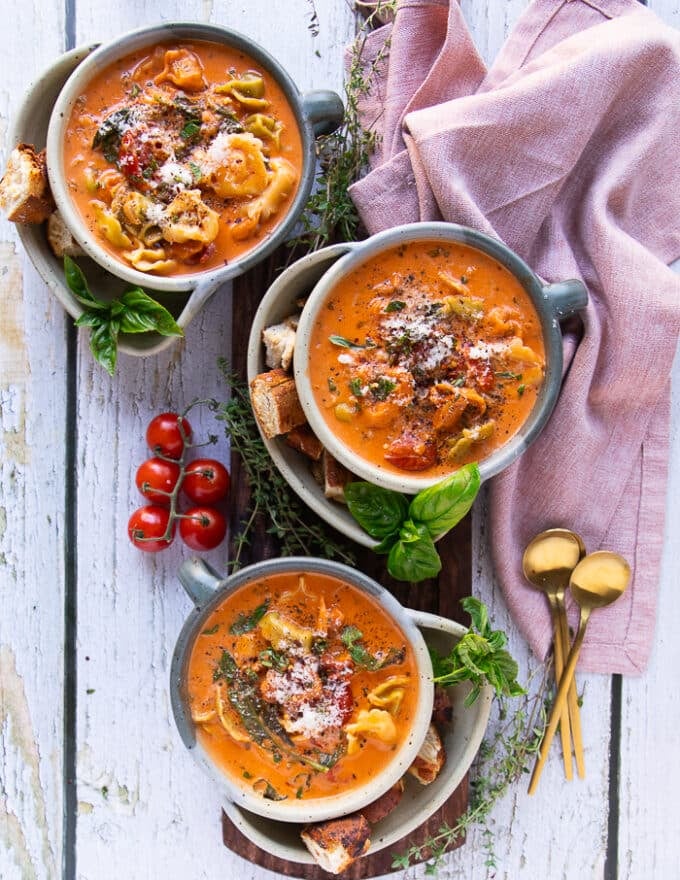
(135, 457, 181, 504)
(146, 412, 193, 460)
(182, 459, 230, 505)
(128, 505, 175, 552)
(179, 506, 227, 551)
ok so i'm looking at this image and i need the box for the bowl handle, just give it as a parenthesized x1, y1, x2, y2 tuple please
(302, 89, 344, 136)
(542, 279, 589, 319)
(178, 557, 226, 607)
(406, 608, 449, 630)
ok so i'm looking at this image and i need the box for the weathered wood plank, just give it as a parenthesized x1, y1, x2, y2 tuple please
(0, 3, 68, 878)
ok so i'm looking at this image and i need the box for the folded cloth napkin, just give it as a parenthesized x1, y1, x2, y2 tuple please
(349, 0, 680, 674)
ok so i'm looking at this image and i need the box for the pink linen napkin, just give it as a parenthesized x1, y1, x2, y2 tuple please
(349, 0, 680, 674)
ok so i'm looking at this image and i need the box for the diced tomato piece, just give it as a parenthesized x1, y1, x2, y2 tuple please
(466, 358, 495, 392)
(385, 432, 437, 471)
(118, 130, 150, 180)
(330, 679, 354, 724)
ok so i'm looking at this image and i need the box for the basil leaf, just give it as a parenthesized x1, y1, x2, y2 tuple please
(344, 482, 409, 539)
(88, 316, 120, 377)
(408, 462, 481, 540)
(64, 256, 107, 310)
(229, 599, 269, 635)
(328, 334, 366, 350)
(372, 531, 399, 555)
(461, 596, 490, 638)
(387, 526, 441, 582)
(118, 289, 184, 336)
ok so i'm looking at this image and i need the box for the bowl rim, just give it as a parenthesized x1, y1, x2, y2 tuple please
(293, 221, 565, 494)
(45, 20, 318, 293)
(169, 556, 435, 824)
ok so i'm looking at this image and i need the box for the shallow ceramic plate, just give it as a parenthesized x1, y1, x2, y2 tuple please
(11, 46, 200, 357)
(246, 243, 377, 547)
(222, 609, 493, 863)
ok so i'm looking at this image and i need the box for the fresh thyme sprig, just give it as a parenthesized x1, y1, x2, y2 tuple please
(290, 0, 396, 252)
(215, 360, 355, 570)
(392, 666, 550, 875)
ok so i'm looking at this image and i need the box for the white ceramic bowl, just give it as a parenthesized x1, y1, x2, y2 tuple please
(171, 557, 437, 824)
(294, 223, 588, 494)
(46, 22, 343, 295)
(222, 609, 493, 863)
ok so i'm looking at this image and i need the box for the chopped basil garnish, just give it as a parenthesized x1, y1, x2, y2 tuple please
(229, 599, 269, 635)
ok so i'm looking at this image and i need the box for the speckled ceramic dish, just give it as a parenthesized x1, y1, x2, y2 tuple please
(221, 607, 493, 863)
(294, 222, 588, 494)
(171, 557, 438, 825)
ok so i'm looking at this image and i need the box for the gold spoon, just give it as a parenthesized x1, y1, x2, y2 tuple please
(523, 528, 586, 780)
(528, 551, 631, 795)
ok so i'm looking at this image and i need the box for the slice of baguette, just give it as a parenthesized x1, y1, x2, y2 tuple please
(285, 423, 324, 461)
(262, 314, 299, 371)
(0, 143, 54, 223)
(46, 211, 85, 258)
(250, 368, 306, 439)
(360, 779, 405, 825)
(301, 814, 371, 874)
(407, 723, 446, 785)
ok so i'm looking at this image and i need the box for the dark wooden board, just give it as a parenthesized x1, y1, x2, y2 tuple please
(223, 252, 472, 877)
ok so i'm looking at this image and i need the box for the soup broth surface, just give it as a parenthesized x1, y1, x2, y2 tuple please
(308, 240, 545, 478)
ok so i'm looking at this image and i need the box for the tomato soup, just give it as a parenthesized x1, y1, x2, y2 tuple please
(307, 240, 545, 477)
(186, 571, 419, 803)
(63, 41, 303, 276)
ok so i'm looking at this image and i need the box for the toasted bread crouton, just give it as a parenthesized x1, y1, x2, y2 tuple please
(301, 814, 371, 874)
(312, 449, 352, 503)
(46, 211, 85, 258)
(432, 685, 453, 727)
(360, 779, 405, 825)
(250, 368, 306, 439)
(407, 723, 446, 785)
(262, 314, 299, 371)
(0, 144, 54, 223)
(285, 423, 324, 461)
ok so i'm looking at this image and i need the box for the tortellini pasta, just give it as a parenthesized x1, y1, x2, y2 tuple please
(367, 676, 410, 714)
(200, 132, 269, 199)
(345, 708, 397, 755)
(161, 190, 219, 245)
(91, 201, 132, 248)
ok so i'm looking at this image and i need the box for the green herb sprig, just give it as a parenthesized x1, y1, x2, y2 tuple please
(340, 625, 404, 670)
(216, 361, 355, 569)
(344, 463, 480, 582)
(64, 257, 182, 375)
(430, 597, 525, 706)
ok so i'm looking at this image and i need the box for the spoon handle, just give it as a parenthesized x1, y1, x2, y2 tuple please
(556, 600, 585, 778)
(528, 607, 591, 795)
(549, 601, 573, 781)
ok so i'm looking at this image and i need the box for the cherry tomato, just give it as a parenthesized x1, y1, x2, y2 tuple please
(182, 458, 230, 505)
(128, 505, 175, 552)
(135, 457, 181, 504)
(179, 506, 227, 551)
(146, 412, 193, 460)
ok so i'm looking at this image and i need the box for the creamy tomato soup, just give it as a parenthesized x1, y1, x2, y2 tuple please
(308, 240, 545, 477)
(186, 571, 419, 803)
(63, 41, 303, 276)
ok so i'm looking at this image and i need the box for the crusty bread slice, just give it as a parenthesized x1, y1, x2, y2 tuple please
(0, 143, 54, 223)
(46, 211, 85, 258)
(360, 779, 405, 825)
(285, 423, 324, 461)
(250, 368, 306, 439)
(301, 814, 371, 874)
(262, 314, 299, 371)
(407, 723, 446, 784)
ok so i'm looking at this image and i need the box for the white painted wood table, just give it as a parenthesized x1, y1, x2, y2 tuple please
(1, 1, 678, 878)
